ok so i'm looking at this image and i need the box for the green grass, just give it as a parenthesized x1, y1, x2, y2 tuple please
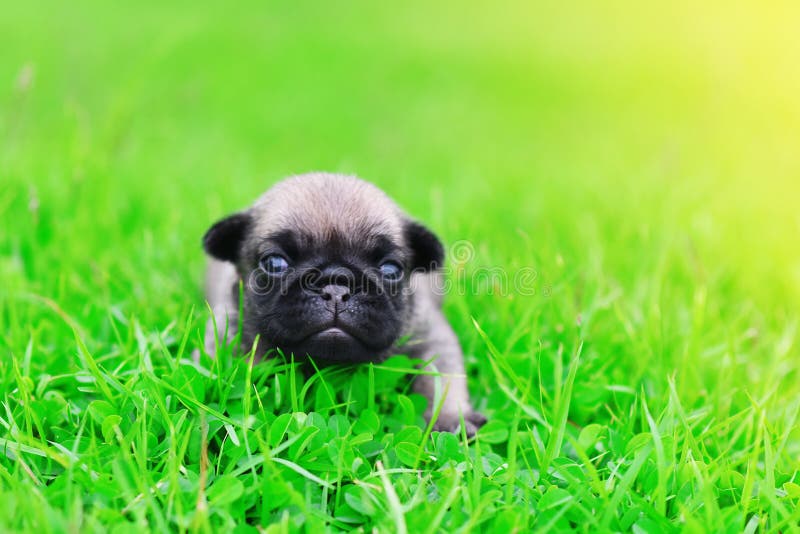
(2, 0, 800, 531)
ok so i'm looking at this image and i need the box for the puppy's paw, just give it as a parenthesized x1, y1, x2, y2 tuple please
(433, 411, 488, 438)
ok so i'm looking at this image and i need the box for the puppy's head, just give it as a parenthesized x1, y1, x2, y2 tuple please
(203, 173, 444, 363)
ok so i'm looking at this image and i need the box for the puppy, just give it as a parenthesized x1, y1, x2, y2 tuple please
(202, 173, 485, 435)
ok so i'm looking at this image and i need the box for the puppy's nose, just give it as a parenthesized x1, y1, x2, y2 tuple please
(320, 284, 351, 304)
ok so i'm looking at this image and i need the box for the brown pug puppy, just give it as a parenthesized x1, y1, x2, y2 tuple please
(202, 172, 485, 435)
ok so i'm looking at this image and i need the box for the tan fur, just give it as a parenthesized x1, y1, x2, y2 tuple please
(249, 173, 404, 247)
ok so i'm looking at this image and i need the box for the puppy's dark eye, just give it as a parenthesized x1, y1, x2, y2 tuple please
(261, 254, 289, 274)
(379, 261, 403, 281)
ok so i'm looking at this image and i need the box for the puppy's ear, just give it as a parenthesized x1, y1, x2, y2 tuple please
(405, 220, 445, 271)
(203, 212, 252, 263)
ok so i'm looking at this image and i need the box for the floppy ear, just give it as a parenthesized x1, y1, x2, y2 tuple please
(203, 212, 252, 263)
(405, 220, 445, 271)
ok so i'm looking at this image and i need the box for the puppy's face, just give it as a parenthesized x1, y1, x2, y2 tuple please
(203, 174, 443, 363)
(242, 228, 413, 363)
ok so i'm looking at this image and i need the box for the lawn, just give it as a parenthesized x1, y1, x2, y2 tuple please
(2, 0, 800, 531)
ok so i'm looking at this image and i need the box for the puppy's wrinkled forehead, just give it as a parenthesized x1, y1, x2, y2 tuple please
(249, 173, 405, 247)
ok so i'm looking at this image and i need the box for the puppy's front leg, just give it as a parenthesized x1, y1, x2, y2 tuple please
(203, 309, 238, 356)
(201, 259, 240, 358)
(411, 311, 486, 436)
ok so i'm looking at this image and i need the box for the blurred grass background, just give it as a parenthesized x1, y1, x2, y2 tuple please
(2, 0, 800, 530)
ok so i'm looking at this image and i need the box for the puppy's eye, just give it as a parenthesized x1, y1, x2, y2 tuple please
(261, 254, 290, 274)
(379, 261, 403, 281)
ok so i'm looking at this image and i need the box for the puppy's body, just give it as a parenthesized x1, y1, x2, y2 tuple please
(203, 173, 484, 434)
